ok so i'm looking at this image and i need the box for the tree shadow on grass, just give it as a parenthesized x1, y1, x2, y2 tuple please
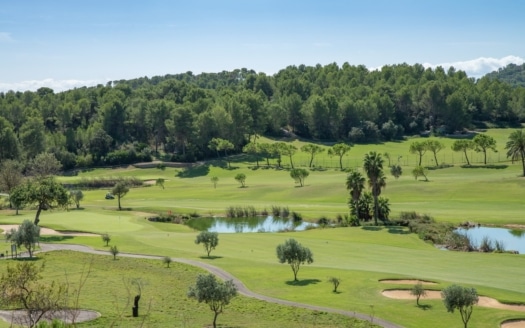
(39, 236, 75, 242)
(418, 304, 432, 311)
(460, 164, 508, 169)
(13, 257, 41, 262)
(285, 279, 321, 286)
(361, 226, 383, 231)
(387, 227, 410, 235)
(199, 255, 223, 260)
(176, 164, 210, 178)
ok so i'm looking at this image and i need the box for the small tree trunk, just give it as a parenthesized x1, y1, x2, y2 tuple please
(118, 196, 121, 210)
(34, 207, 42, 226)
(464, 150, 470, 166)
(213, 311, 219, 328)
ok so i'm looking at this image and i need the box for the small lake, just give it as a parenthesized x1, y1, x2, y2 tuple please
(187, 216, 315, 233)
(455, 226, 525, 254)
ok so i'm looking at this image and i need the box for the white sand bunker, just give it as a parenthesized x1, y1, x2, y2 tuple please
(501, 320, 525, 328)
(0, 225, 97, 236)
(382, 290, 525, 312)
(379, 279, 437, 285)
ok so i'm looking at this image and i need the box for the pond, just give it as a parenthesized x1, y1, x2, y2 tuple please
(186, 216, 315, 233)
(455, 226, 525, 254)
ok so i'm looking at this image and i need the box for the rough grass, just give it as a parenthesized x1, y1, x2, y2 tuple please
(0, 251, 374, 328)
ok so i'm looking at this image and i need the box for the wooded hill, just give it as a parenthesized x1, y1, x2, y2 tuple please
(485, 63, 525, 88)
(1, 62, 525, 169)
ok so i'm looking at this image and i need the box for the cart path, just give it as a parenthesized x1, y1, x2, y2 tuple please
(38, 243, 402, 328)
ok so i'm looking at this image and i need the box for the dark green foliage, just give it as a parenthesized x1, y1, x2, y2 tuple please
(6, 220, 40, 258)
(112, 182, 130, 210)
(2, 63, 525, 170)
(395, 212, 454, 244)
(276, 239, 314, 281)
(290, 168, 309, 187)
(485, 63, 525, 87)
(187, 274, 237, 328)
(441, 285, 479, 328)
(505, 129, 525, 176)
(234, 173, 246, 187)
(195, 231, 219, 257)
(411, 283, 427, 306)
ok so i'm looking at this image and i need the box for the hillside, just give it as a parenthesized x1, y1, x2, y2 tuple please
(485, 63, 525, 87)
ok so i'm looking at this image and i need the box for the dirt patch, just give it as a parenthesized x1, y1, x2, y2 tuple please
(382, 290, 525, 312)
(501, 320, 525, 328)
(0, 225, 97, 236)
(0, 309, 100, 325)
(379, 279, 437, 285)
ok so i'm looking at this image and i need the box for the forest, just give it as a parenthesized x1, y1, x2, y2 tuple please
(1, 62, 525, 170)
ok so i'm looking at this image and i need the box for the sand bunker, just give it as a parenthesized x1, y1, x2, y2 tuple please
(501, 320, 525, 328)
(0, 225, 97, 236)
(379, 279, 437, 285)
(382, 289, 525, 312)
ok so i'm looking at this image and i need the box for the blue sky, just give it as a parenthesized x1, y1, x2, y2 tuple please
(1, 0, 524, 92)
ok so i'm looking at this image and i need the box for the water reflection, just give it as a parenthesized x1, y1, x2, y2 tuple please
(187, 216, 315, 233)
(455, 226, 525, 254)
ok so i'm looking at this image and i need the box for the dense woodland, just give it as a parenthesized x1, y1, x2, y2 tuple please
(1, 62, 525, 170)
(486, 63, 525, 87)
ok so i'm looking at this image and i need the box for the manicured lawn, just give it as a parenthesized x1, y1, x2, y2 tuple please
(1, 128, 524, 327)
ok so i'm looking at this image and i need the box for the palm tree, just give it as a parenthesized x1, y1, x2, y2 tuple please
(346, 169, 365, 220)
(363, 151, 386, 226)
(377, 197, 390, 222)
(505, 129, 525, 176)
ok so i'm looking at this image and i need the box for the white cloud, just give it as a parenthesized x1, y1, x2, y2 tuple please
(423, 56, 525, 78)
(0, 78, 107, 93)
(0, 32, 13, 42)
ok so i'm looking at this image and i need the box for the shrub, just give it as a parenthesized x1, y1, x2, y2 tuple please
(479, 236, 494, 252)
(291, 211, 302, 222)
(444, 232, 474, 251)
(271, 205, 281, 217)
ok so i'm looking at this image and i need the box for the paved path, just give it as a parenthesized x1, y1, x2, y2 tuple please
(38, 243, 403, 328)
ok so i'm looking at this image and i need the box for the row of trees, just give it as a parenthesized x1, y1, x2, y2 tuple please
(1, 63, 525, 169)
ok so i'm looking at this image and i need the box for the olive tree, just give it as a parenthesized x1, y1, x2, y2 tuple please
(187, 274, 237, 328)
(6, 220, 40, 258)
(276, 238, 313, 281)
(69, 190, 84, 209)
(327, 143, 352, 170)
(441, 285, 478, 328)
(328, 277, 341, 293)
(11, 177, 69, 225)
(195, 231, 219, 257)
(234, 173, 246, 188)
(411, 282, 427, 306)
(290, 168, 309, 187)
(0, 262, 66, 328)
(110, 245, 119, 260)
(112, 182, 129, 210)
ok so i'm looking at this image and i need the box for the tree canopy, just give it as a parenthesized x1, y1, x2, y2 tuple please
(1, 63, 523, 170)
(276, 238, 314, 281)
(187, 273, 237, 328)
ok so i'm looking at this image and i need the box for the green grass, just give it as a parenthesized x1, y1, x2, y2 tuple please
(1, 128, 525, 327)
(0, 251, 374, 328)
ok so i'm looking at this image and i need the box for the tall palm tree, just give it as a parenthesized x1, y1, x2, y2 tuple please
(505, 129, 525, 176)
(346, 169, 365, 220)
(363, 151, 386, 225)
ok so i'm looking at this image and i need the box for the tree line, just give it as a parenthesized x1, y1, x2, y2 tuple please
(1, 63, 525, 170)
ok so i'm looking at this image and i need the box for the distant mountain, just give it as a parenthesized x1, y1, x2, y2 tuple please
(485, 63, 525, 87)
